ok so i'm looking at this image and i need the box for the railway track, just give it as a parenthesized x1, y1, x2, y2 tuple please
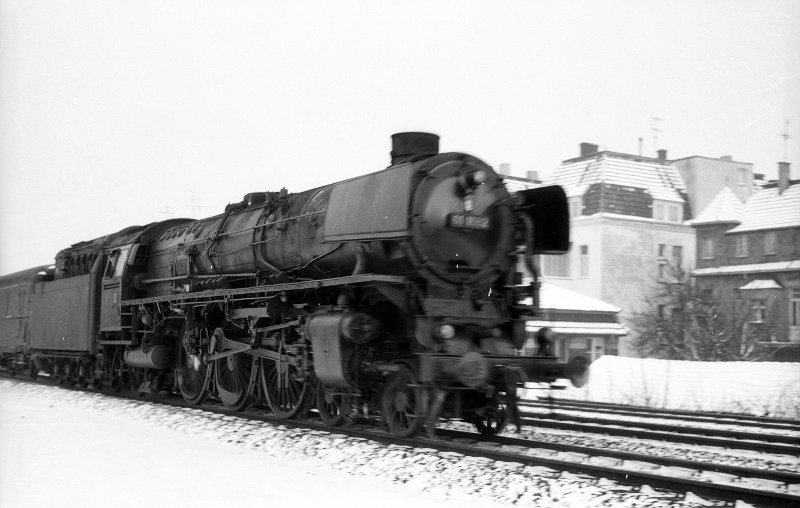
(4, 375, 799, 507)
(522, 397, 800, 430)
(517, 399, 800, 456)
(210, 402, 800, 507)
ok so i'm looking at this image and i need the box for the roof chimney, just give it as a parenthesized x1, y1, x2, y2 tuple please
(720, 155, 732, 161)
(390, 132, 439, 165)
(580, 143, 599, 157)
(526, 170, 539, 182)
(657, 149, 668, 161)
(778, 162, 791, 194)
(498, 163, 511, 176)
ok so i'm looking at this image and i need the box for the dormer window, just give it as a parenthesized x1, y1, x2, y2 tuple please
(653, 200, 682, 223)
(654, 203, 664, 221)
(668, 205, 679, 222)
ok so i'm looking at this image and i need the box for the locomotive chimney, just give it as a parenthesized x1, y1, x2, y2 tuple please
(391, 132, 439, 164)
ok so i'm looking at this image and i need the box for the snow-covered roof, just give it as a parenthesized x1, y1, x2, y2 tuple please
(520, 282, 621, 313)
(693, 260, 800, 276)
(738, 279, 782, 290)
(688, 187, 743, 225)
(727, 183, 800, 233)
(551, 152, 686, 203)
(538, 281, 622, 313)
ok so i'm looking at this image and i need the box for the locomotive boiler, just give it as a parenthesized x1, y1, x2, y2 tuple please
(1, 132, 587, 437)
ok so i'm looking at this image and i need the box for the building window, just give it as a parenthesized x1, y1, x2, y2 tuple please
(791, 288, 800, 327)
(668, 205, 679, 222)
(654, 201, 681, 222)
(750, 298, 766, 323)
(654, 204, 665, 221)
(700, 237, 714, 259)
(672, 245, 683, 269)
(735, 235, 749, 258)
(543, 253, 571, 278)
(606, 337, 619, 356)
(764, 232, 777, 255)
(579, 245, 589, 277)
(566, 337, 589, 360)
(657, 243, 666, 258)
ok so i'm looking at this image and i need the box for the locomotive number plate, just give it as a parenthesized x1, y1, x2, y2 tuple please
(447, 213, 491, 230)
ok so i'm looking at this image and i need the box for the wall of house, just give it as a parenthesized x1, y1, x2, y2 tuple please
(697, 224, 800, 268)
(546, 215, 604, 298)
(547, 214, 695, 357)
(600, 217, 696, 356)
(727, 228, 800, 265)
(695, 271, 799, 344)
(694, 219, 800, 350)
(694, 223, 736, 269)
(672, 157, 753, 217)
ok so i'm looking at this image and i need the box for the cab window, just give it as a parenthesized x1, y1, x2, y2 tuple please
(104, 250, 121, 278)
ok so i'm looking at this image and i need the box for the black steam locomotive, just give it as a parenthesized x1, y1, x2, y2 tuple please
(0, 133, 587, 436)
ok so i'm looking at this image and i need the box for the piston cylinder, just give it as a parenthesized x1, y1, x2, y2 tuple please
(306, 312, 381, 388)
(124, 344, 174, 370)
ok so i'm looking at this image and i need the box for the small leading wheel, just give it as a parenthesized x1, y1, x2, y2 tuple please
(261, 358, 310, 419)
(28, 361, 39, 381)
(381, 365, 422, 437)
(176, 327, 211, 405)
(471, 402, 508, 437)
(316, 382, 347, 427)
(215, 351, 255, 412)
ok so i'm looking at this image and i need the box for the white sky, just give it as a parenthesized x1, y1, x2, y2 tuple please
(1, 0, 798, 275)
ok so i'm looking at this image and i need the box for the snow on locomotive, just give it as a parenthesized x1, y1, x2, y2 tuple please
(0, 132, 587, 437)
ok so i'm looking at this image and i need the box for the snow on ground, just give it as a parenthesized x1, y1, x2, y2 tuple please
(541, 356, 800, 418)
(0, 382, 505, 508)
(0, 380, 719, 508)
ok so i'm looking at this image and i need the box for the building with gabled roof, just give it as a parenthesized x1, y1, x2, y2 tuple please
(671, 155, 755, 218)
(541, 143, 696, 356)
(522, 282, 628, 362)
(691, 162, 800, 359)
(687, 186, 744, 225)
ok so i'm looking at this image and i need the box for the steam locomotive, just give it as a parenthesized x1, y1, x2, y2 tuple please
(0, 132, 587, 437)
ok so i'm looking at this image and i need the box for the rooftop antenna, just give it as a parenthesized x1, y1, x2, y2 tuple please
(781, 117, 791, 162)
(650, 115, 663, 152)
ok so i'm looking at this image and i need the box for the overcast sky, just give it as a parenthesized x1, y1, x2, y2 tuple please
(1, 0, 798, 275)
